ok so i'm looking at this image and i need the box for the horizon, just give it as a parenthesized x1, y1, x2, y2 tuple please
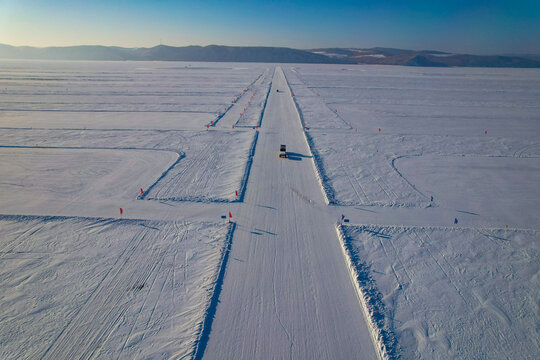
(1, 0, 539, 56)
(1, 42, 539, 58)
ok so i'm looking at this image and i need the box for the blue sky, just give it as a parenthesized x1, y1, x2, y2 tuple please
(1, 0, 539, 54)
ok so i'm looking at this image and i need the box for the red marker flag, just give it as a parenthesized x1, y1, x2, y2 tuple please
(140, 188, 144, 195)
(229, 211, 232, 218)
(120, 208, 123, 215)
(235, 190, 238, 197)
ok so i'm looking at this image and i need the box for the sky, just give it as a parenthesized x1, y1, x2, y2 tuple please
(1, 0, 539, 54)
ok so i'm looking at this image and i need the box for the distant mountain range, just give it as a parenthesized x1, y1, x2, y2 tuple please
(1, 43, 539, 68)
(0, 44, 344, 64)
(311, 47, 540, 68)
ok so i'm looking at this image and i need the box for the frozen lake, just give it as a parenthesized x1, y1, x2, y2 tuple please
(0, 60, 538, 359)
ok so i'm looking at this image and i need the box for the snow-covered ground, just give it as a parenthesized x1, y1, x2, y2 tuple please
(341, 225, 539, 359)
(0, 215, 231, 359)
(0, 60, 270, 130)
(1, 59, 539, 359)
(0, 147, 178, 208)
(0, 60, 272, 359)
(286, 64, 540, 359)
(285, 65, 540, 207)
(0, 60, 273, 207)
(287, 65, 540, 139)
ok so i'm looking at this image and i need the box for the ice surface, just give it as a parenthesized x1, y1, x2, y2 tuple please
(0, 62, 273, 207)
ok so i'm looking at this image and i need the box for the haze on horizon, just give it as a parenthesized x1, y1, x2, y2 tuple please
(1, 0, 539, 55)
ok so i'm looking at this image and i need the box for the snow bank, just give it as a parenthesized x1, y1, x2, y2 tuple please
(336, 225, 399, 360)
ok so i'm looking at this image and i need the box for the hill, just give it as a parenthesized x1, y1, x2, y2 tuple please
(310, 47, 540, 67)
(0, 44, 349, 64)
(1, 44, 539, 67)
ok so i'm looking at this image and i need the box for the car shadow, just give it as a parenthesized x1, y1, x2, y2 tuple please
(286, 152, 312, 161)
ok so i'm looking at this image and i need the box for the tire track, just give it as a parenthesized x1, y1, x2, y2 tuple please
(40, 225, 152, 360)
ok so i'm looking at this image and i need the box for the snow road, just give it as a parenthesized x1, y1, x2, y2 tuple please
(201, 68, 378, 359)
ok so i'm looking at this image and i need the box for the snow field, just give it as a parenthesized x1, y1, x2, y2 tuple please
(0, 60, 269, 130)
(2, 59, 538, 359)
(0, 60, 273, 206)
(305, 132, 540, 208)
(0, 215, 232, 359)
(285, 64, 540, 359)
(286, 65, 540, 139)
(0, 147, 178, 209)
(396, 155, 540, 227)
(0, 128, 256, 211)
(213, 67, 273, 128)
(341, 224, 539, 360)
(0, 60, 274, 360)
(285, 66, 540, 211)
(286, 67, 351, 130)
(142, 130, 257, 202)
(0, 111, 215, 131)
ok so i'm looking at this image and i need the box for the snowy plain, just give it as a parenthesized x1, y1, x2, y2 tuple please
(0, 59, 538, 360)
(0, 60, 272, 359)
(286, 64, 540, 359)
(0, 216, 230, 360)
